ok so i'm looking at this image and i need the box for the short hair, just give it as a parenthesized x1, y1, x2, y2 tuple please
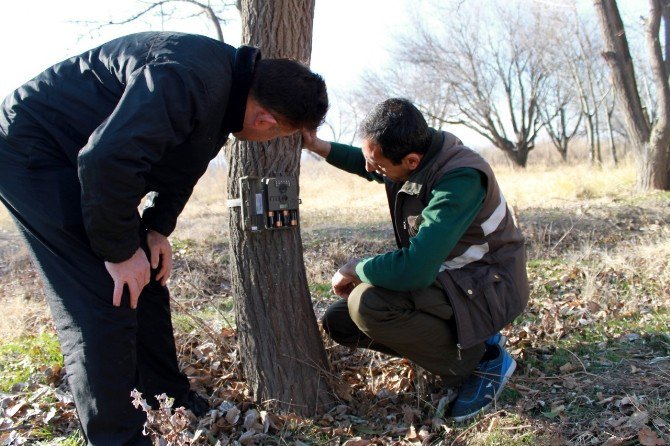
(250, 59, 328, 131)
(360, 98, 431, 165)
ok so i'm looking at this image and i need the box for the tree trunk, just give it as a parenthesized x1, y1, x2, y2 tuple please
(606, 106, 619, 165)
(594, 0, 670, 190)
(225, 0, 334, 416)
(594, 109, 603, 165)
(559, 135, 568, 162)
(644, 0, 670, 189)
(585, 114, 596, 164)
(662, 0, 670, 73)
(500, 143, 529, 167)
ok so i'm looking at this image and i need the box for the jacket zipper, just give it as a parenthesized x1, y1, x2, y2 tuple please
(393, 189, 404, 244)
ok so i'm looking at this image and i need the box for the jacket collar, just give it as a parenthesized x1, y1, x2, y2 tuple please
(399, 128, 445, 195)
(222, 45, 261, 133)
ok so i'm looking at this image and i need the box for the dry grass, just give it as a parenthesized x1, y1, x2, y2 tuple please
(0, 242, 50, 340)
(299, 160, 389, 228)
(0, 208, 12, 231)
(495, 162, 636, 209)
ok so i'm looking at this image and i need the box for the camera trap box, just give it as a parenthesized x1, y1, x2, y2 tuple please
(238, 175, 300, 232)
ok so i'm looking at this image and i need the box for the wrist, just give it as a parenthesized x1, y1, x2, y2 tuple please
(340, 258, 360, 279)
(308, 139, 331, 158)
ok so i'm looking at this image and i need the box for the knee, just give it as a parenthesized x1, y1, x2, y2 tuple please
(347, 283, 388, 328)
(321, 300, 353, 341)
(320, 305, 339, 338)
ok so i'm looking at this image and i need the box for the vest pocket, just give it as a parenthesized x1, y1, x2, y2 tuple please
(482, 271, 508, 329)
(438, 268, 497, 348)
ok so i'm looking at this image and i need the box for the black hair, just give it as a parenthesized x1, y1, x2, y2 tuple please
(249, 59, 328, 131)
(359, 98, 431, 165)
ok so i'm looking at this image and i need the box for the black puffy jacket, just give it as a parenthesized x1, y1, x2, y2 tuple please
(0, 32, 259, 262)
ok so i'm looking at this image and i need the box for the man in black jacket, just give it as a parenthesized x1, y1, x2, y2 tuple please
(0, 31, 328, 445)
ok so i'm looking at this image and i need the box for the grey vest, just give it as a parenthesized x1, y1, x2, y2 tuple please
(385, 130, 529, 349)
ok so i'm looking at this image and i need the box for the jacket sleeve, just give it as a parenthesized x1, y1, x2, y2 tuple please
(78, 62, 208, 263)
(355, 168, 486, 290)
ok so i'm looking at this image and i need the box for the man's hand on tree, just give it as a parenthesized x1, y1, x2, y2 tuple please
(105, 248, 151, 309)
(147, 230, 172, 286)
(331, 258, 362, 299)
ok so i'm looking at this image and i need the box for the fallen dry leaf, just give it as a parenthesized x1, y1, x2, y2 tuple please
(638, 426, 665, 446)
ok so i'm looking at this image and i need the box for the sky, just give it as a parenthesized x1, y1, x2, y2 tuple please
(0, 0, 405, 97)
(0, 0, 650, 147)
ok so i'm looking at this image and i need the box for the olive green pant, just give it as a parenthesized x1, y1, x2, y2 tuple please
(322, 283, 485, 387)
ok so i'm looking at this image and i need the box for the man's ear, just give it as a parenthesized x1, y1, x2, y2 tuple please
(403, 153, 423, 171)
(251, 107, 278, 130)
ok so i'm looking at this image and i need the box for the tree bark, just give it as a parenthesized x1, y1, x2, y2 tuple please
(225, 0, 334, 415)
(594, 0, 670, 190)
(606, 104, 619, 165)
(499, 142, 530, 168)
(644, 0, 670, 189)
(662, 0, 670, 73)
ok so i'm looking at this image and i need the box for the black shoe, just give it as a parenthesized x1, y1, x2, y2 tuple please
(179, 390, 209, 417)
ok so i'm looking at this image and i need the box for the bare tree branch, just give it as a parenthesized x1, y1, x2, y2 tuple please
(75, 0, 235, 42)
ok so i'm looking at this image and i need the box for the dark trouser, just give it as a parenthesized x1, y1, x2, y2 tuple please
(322, 282, 485, 388)
(0, 138, 189, 445)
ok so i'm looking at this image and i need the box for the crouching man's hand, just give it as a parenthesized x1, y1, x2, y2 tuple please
(301, 129, 331, 158)
(147, 230, 172, 286)
(105, 248, 151, 309)
(331, 258, 362, 299)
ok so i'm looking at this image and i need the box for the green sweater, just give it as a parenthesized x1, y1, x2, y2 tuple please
(327, 142, 486, 291)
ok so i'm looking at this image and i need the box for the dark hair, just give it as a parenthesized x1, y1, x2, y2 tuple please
(249, 59, 328, 131)
(360, 98, 431, 165)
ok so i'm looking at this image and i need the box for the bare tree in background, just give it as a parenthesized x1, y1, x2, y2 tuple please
(594, 0, 670, 190)
(538, 74, 583, 163)
(357, 63, 453, 131)
(322, 90, 363, 145)
(224, 0, 334, 415)
(565, 14, 612, 165)
(536, 10, 584, 163)
(604, 88, 621, 165)
(386, 3, 550, 167)
(83, 0, 236, 42)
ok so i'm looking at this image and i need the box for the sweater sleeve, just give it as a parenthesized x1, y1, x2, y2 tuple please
(326, 142, 384, 183)
(78, 62, 207, 262)
(355, 168, 486, 290)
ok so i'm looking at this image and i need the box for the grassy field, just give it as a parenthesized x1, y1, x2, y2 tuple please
(0, 146, 669, 445)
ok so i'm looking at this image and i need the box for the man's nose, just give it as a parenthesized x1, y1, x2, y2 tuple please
(365, 161, 375, 173)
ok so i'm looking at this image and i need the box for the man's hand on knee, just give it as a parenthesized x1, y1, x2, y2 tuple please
(147, 230, 173, 286)
(105, 248, 151, 309)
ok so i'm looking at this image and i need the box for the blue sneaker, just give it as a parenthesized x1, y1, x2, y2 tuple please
(450, 344, 516, 422)
(485, 332, 506, 348)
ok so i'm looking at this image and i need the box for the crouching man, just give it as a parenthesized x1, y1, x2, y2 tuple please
(302, 98, 528, 421)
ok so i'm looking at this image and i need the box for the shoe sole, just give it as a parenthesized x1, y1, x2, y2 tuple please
(451, 358, 516, 423)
